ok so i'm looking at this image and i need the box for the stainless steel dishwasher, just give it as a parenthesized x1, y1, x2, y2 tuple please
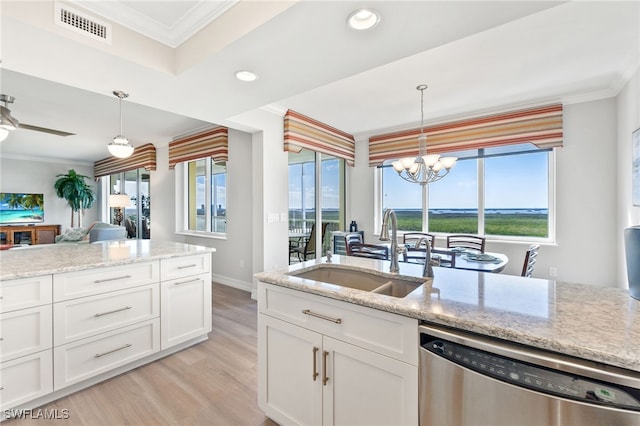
(419, 323, 640, 425)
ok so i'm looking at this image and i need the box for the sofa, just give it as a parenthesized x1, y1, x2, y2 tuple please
(55, 221, 126, 244)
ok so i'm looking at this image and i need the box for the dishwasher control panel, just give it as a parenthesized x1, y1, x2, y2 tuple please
(422, 336, 640, 411)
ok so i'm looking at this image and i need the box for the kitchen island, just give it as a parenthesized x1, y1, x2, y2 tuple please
(0, 240, 215, 416)
(255, 255, 640, 425)
(256, 254, 640, 372)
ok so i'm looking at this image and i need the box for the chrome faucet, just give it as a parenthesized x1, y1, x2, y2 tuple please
(380, 209, 400, 273)
(423, 239, 434, 278)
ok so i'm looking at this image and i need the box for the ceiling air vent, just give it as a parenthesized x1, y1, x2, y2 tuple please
(54, 3, 112, 44)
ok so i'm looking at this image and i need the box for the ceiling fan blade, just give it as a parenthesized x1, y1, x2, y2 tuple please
(19, 123, 75, 137)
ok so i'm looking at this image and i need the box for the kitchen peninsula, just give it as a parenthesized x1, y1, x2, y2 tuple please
(0, 240, 215, 414)
(255, 255, 640, 425)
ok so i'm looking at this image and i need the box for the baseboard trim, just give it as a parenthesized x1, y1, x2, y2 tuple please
(211, 273, 252, 293)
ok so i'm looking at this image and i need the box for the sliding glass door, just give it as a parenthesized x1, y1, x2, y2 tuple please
(108, 168, 150, 239)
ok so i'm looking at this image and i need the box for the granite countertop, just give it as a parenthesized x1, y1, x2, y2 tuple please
(255, 255, 640, 373)
(0, 240, 216, 280)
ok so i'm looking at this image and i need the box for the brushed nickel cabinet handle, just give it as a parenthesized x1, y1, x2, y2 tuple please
(174, 278, 200, 286)
(322, 350, 329, 386)
(177, 264, 197, 269)
(95, 343, 132, 358)
(312, 346, 319, 381)
(94, 306, 132, 317)
(302, 309, 342, 324)
(94, 275, 132, 284)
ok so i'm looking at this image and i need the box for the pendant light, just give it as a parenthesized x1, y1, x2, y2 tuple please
(392, 85, 457, 185)
(108, 90, 134, 158)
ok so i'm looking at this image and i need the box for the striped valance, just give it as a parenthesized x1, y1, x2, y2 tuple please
(284, 109, 356, 166)
(168, 126, 228, 170)
(94, 143, 157, 178)
(368, 104, 563, 166)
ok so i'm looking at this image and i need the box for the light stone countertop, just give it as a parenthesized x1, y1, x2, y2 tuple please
(0, 239, 215, 280)
(255, 255, 640, 373)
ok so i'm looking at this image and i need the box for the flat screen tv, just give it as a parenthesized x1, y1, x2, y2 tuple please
(0, 193, 45, 224)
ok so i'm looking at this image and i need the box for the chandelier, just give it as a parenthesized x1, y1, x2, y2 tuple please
(108, 90, 134, 158)
(392, 85, 457, 185)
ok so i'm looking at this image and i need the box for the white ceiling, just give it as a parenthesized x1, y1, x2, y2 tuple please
(0, 0, 638, 163)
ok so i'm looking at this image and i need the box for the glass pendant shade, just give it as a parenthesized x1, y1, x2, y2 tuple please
(109, 91, 134, 158)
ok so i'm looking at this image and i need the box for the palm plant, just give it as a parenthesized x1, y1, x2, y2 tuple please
(54, 169, 96, 227)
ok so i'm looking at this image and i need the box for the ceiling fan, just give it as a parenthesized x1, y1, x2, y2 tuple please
(0, 94, 75, 138)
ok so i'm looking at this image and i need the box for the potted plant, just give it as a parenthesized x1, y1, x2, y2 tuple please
(54, 169, 96, 228)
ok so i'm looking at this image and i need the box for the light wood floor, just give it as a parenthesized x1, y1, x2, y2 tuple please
(7, 284, 277, 426)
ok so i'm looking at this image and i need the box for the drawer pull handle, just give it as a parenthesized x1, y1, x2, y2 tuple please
(95, 343, 132, 358)
(94, 275, 132, 284)
(322, 350, 329, 386)
(94, 306, 132, 317)
(312, 346, 319, 381)
(174, 278, 199, 286)
(177, 264, 197, 269)
(302, 309, 342, 324)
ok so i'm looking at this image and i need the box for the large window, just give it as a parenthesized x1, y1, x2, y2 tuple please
(185, 158, 227, 234)
(289, 149, 345, 260)
(380, 146, 553, 241)
(108, 168, 150, 239)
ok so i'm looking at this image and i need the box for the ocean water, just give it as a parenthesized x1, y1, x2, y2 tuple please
(0, 209, 44, 224)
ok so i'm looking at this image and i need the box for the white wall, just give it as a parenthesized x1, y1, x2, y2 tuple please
(0, 156, 98, 230)
(349, 98, 622, 287)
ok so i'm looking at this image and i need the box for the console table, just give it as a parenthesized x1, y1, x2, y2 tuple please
(0, 224, 61, 245)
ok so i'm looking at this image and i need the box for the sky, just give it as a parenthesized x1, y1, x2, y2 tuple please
(383, 151, 549, 209)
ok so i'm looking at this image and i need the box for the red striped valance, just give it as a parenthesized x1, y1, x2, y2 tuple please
(284, 109, 356, 166)
(168, 126, 228, 170)
(94, 143, 157, 178)
(368, 104, 563, 166)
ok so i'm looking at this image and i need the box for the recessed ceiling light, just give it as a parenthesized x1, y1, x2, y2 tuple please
(235, 70, 258, 82)
(347, 8, 380, 31)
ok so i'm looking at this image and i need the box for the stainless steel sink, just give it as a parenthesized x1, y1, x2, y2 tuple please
(288, 265, 425, 298)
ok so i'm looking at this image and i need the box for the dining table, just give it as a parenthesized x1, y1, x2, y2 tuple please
(374, 243, 509, 273)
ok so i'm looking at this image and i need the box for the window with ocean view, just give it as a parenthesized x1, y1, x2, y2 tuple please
(185, 158, 227, 234)
(289, 149, 345, 260)
(380, 147, 553, 240)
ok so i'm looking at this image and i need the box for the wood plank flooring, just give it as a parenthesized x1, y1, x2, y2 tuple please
(7, 284, 277, 426)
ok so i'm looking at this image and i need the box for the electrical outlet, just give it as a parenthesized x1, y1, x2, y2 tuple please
(549, 266, 558, 277)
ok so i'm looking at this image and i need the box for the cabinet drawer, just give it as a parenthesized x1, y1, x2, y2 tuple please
(259, 283, 418, 365)
(0, 275, 52, 313)
(53, 319, 159, 390)
(0, 305, 53, 362)
(160, 254, 211, 281)
(0, 350, 53, 411)
(53, 261, 159, 302)
(53, 284, 160, 346)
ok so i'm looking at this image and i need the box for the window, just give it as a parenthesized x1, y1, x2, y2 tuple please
(108, 168, 150, 239)
(289, 149, 345, 260)
(184, 158, 227, 235)
(380, 145, 554, 241)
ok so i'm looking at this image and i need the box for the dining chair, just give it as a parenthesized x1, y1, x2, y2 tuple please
(447, 234, 486, 253)
(431, 248, 456, 268)
(346, 243, 389, 260)
(403, 233, 435, 263)
(291, 224, 317, 262)
(521, 244, 540, 278)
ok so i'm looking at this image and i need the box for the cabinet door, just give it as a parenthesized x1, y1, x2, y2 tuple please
(0, 305, 52, 362)
(322, 336, 418, 426)
(0, 350, 53, 411)
(258, 314, 323, 426)
(160, 273, 211, 349)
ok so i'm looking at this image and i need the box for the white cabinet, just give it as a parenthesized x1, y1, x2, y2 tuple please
(160, 273, 212, 349)
(0, 350, 53, 410)
(0, 252, 212, 411)
(0, 275, 53, 411)
(258, 282, 418, 426)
